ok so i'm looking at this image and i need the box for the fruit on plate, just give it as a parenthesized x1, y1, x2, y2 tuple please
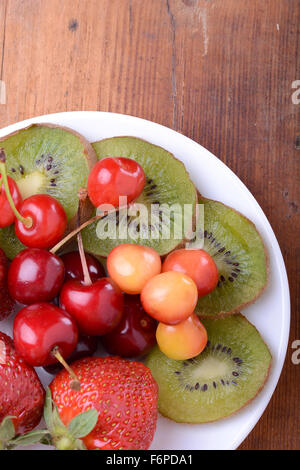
(60, 277, 124, 336)
(192, 197, 268, 317)
(61, 250, 105, 282)
(101, 295, 157, 357)
(82, 136, 197, 257)
(0, 124, 97, 259)
(0, 331, 45, 437)
(0, 248, 15, 321)
(0, 174, 22, 228)
(162, 248, 219, 297)
(156, 313, 207, 360)
(43, 335, 98, 375)
(8, 248, 65, 305)
(107, 244, 161, 294)
(87, 157, 145, 208)
(13, 303, 78, 367)
(146, 314, 272, 423)
(141, 271, 198, 324)
(49, 356, 158, 450)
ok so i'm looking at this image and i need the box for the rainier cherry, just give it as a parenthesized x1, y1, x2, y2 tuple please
(156, 313, 208, 360)
(13, 302, 78, 367)
(87, 157, 145, 208)
(8, 248, 65, 305)
(162, 249, 219, 297)
(107, 244, 161, 294)
(0, 149, 67, 249)
(141, 271, 198, 324)
(0, 174, 22, 227)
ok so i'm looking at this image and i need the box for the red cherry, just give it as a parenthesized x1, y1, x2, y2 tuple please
(60, 278, 124, 336)
(0, 175, 22, 227)
(15, 194, 67, 249)
(101, 295, 157, 357)
(87, 157, 146, 208)
(13, 303, 78, 367)
(8, 248, 65, 305)
(60, 251, 105, 282)
(43, 335, 98, 375)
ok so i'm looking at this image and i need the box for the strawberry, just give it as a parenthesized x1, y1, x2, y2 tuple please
(50, 356, 158, 450)
(0, 248, 15, 321)
(0, 331, 45, 447)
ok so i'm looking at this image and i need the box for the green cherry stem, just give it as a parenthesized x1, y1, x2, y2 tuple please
(0, 149, 32, 228)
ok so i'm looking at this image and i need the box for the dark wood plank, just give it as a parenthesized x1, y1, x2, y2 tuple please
(0, 0, 299, 449)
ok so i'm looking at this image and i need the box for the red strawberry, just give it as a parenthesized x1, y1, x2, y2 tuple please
(0, 331, 45, 434)
(50, 356, 158, 450)
(0, 248, 15, 321)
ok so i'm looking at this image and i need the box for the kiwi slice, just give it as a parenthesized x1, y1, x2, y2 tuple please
(146, 314, 272, 423)
(0, 124, 97, 258)
(82, 136, 197, 256)
(193, 197, 268, 317)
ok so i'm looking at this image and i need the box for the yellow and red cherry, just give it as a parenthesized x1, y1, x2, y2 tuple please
(8, 248, 65, 305)
(0, 175, 22, 227)
(107, 244, 162, 294)
(60, 250, 105, 282)
(156, 313, 208, 360)
(60, 278, 124, 336)
(101, 295, 157, 357)
(141, 271, 198, 324)
(0, 149, 67, 249)
(162, 249, 219, 297)
(87, 157, 146, 208)
(13, 303, 78, 367)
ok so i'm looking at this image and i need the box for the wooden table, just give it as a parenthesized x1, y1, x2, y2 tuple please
(0, 0, 299, 450)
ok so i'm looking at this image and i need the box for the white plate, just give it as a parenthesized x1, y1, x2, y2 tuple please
(0, 112, 290, 450)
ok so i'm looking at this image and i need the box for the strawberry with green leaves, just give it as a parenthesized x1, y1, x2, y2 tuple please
(0, 331, 45, 449)
(50, 356, 158, 450)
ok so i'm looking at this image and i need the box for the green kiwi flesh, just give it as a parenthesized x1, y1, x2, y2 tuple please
(82, 136, 197, 256)
(0, 124, 97, 258)
(193, 197, 268, 317)
(146, 314, 272, 423)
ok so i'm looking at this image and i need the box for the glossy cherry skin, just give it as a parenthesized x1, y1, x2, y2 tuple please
(156, 313, 208, 360)
(43, 335, 98, 375)
(107, 244, 161, 294)
(87, 157, 146, 208)
(101, 295, 157, 357)
(0, 175, 22, 228)
(60, 278, 124, 336)
(60, 251, 105, 283)
(162, 249, 219, 297)
(8, 248, 65, 305)
(13, 303, 78, 367)
(15, 194, 67, 249)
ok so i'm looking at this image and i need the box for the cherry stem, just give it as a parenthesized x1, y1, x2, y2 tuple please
(77, 204, 92, 287)
(52, 347, 81, 392)
(0, 149, 33, 228)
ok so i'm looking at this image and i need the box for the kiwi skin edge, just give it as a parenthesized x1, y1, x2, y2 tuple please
(0, 123, 98, 233)
(152, 314, 272, 425)
(194, 191, 269, 318)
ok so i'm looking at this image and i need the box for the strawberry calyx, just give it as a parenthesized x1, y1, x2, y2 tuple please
(0, 389, 98, 450)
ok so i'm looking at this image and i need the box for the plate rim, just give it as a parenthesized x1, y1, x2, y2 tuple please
(0, 111, 291, 450)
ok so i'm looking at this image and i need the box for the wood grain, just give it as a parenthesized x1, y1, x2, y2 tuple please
(0, 0, 299, 450)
